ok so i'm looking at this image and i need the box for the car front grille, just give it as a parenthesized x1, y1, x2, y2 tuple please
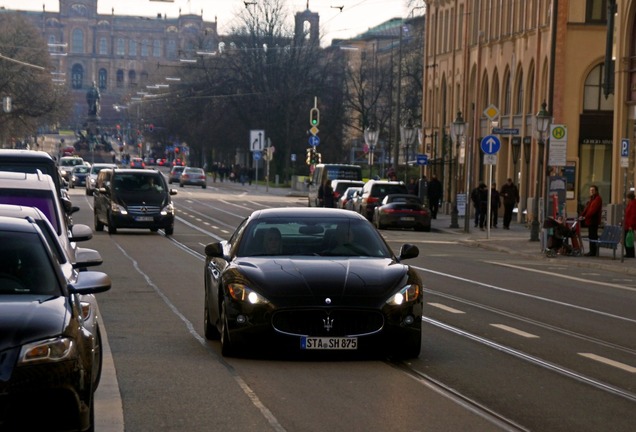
(127, 205, 161, 215)
(272, 309, 384, 337)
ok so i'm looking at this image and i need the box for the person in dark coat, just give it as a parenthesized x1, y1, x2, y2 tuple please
(427, 175, 442, 219)
(478, 183, 488, 230)
(490, 183, 501, 228)
(500, 178, 520, 229)
(623, 191, 636, 258)
(580, 185, 603, 256)
(321, 179, 335, 208)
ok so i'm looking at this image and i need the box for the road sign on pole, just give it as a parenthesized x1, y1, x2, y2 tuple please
(480, 135, 501, 154)
(250, 130, 265, 151)
(308, 135, 320, 147)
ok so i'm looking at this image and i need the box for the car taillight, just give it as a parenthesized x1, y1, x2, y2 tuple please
(334, 192, 341, 200)
(367, 197, 379, 204)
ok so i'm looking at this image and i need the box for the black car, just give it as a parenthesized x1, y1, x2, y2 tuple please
(358, 180, 409, 221)
(93, 168, 177, 235)
(203, 207, 422, 358)
(373, 194, 432, 232)
(0, 216, 111, 431)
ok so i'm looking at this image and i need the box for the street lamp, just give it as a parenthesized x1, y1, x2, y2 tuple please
(364, 122, 380, 179)
(400, 117, 416, 181)
(449, 111, 466, 229)
(530, 101, 551, 241)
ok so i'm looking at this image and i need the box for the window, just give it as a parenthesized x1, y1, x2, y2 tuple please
(167, 39, 177, 59)
(584, 64, 614, 111)
(128, 70, 137, 88)
(141, 39, 149, 57)
(586, 0, 608, 23)
(116, 69, 124, 88)
(515, 70, 524, 114)
(71, 64, 83, 89)
(98, 69, 107, 89)
(129, 39, 137, 56)
(153, 39, 162, 57)
(117, 38, 125, 56)
(99, 37, 107, 55)
(71, 29, 84, 53)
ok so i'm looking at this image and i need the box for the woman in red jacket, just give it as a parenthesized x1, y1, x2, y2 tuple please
(581, 185, 603, 256)
(623, 191, 636, 258)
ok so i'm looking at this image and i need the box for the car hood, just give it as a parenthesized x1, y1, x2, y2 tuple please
(115, 192, 168, 207)
(0, 296, 68, 352)
(229, 258, 408, 306)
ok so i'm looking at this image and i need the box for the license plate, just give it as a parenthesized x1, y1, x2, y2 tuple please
(300, 337, 358, 350)
(135, 216, 154, 222)
(400, 217, 415, 221)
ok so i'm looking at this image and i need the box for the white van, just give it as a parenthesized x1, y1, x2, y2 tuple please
(307, 164, 362, 207)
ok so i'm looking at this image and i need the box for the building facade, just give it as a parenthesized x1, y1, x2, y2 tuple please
(15, 0, 218, 128)
(423, 0, 622, 223)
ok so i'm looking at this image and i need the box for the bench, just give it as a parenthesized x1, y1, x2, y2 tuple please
(587, 225, 623, 259)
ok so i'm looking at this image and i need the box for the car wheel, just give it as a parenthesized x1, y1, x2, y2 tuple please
(86, 189, 92, 196)
(92, 325, 103, 389)
(202, 185, 207, 189)
(204, 290, 221, 340)
(220, 301, 237, 357)
(164, 225, 174, 236)
(94, 212, 104, 232)
(107, 214, 117, 234)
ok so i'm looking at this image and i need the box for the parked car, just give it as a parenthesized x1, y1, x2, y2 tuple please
(58, 155, 86, 181)
(130, 157, 145, 169)
(0, 149, 68, 203)
(373, 194, 431, 232)
(179, 167, 207, 188)
(203, 207, 422, 358)
(86, 163, 117, 196)
(358, 180, 409, 221)
(69, 164, 90, 188)
(93, 168, 177, 235)
(307, 164, 362, 207)
(168, 165, 186, 184)
(331, 180, 365, 207)
(0, 215, 111, 431)
(338, 186, 362, 210)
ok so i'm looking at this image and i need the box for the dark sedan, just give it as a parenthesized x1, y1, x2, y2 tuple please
(204, 208, 423, 359)
(0, 216, 111, 431)
(373, 194, 431, 232)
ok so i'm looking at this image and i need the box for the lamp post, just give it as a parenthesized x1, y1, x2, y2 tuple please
(364, 122, 380, 179)
(530, 101, 551, 241)
(400, 116, 416, 181)
(449, 111, 466, 229)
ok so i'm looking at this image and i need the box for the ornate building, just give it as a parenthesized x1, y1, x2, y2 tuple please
(15, 0, 218, 128)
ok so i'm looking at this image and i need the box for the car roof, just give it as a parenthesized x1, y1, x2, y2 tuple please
(0, 214, 41, 233)
(248, 207, 369, 221)
(0, 170, 56, 190)
(0, 149, 55, 161)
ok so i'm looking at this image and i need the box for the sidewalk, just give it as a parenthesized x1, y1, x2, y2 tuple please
(220, 182, 636, 276)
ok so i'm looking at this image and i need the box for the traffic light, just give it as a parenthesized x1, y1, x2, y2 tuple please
(309, 108, 320, 127)
(306, 148, 312, 165)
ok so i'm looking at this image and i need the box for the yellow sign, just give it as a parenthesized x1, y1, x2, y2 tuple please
(310, 126, 319, 135)
(551, 125, 566, 140)
(483, 104, 499, 121)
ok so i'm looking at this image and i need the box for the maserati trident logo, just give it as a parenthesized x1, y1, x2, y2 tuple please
(323, 316, 334, 332)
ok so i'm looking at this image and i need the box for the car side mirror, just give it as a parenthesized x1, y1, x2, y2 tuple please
(398, 244, 419, 260)
(204, 242, 224, 258)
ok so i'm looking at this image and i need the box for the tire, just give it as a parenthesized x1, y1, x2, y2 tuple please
(204, 289, 221, 340)
(164, 225, 174, 236)
(94, 211, 104, 232)
(220, 301, 237, 357)
(180, 183, 184, 187)
(92, 325, 103, 390)
(392, 331, 422, 360)
(107, 214, 117, 234)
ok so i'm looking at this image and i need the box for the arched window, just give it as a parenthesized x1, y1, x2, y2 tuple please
(584, 63, 614, 111)
(71, 64, 83, 89)
(117, 38, 125, 56)
(153, 39, 162, 57)
(116, 69, 124, 88)
(503, 72, 511, 114)
(98, 68, 107, 89)
(72, 29, 84, 53)
(141, 39, 149, 57)
(99, 37, 107, 55)
(167, 39, 177, 59)
(128, 70, 137, 87)
(515, 70, 524, 114)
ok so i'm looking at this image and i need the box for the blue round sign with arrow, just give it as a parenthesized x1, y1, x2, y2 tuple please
(308, 135, 320, 147)
(480, 135, 501, 154)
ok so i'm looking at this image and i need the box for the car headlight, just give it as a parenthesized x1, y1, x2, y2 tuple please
(161, 203, 174, 216)
(386, 284, 421, 306)
(110, 202, 127, 214)
(19, 337, 75, 364)
(227, 283, 270, 305)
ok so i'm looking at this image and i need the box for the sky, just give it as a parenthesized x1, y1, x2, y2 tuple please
(1, 0, 422, 46)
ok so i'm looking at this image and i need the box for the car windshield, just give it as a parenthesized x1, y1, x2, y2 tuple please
(113, 173, 164, 192)
(91, 165, 112, 175)
(73, 166, 89, 174)
(0, 189, 60, 234)
(60, 158, 84, 167)
(237, 217, 391, 258)
(0, 231, 60, 295)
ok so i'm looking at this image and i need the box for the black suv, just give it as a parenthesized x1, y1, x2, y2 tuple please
(93, 168, 177, 235)
(358, 180, 409, 221)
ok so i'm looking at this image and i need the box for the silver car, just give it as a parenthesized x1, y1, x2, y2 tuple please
(86, 163, 117, 196)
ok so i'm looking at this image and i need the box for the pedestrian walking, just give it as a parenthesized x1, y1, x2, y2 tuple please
(490, 183, 501, 228)
(427, 175, 442, 219)
(322, 179, 335, 208)
(477, 183, 488, 230)
(500, 178, 520, 229)
(470, 183, 483, 228)
(580, 185, 603, 256)
(623, 191, 636, 258)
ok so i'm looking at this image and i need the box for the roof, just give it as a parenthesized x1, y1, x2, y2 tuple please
(0, 171, 56, 191)
(249, 207, 368, 221)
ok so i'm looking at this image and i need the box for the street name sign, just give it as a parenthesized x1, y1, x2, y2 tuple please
(492, 127, 519, 135)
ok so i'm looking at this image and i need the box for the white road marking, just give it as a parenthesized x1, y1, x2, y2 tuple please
(428, 302, 466, 314)
(579, 353, 636, 373)
(490, 324, 539, 338)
